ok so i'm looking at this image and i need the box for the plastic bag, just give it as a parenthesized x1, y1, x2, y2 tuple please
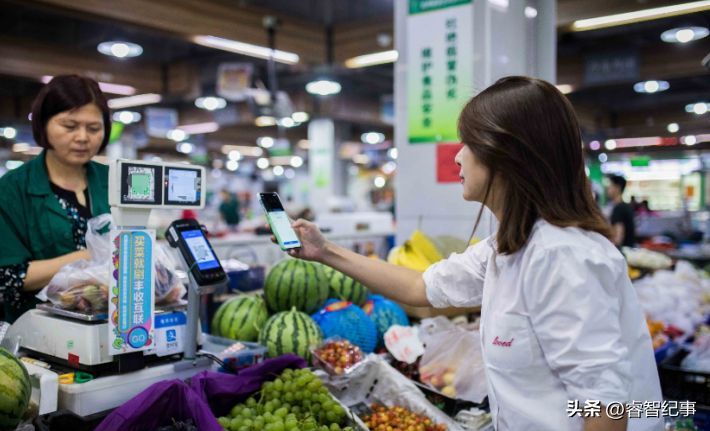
(418, 317, 487, 403)
(36, 215, 112, 312)
(155, 244, 187, 305)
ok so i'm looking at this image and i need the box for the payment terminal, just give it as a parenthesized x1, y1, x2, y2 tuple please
(166, 219, 226, 286)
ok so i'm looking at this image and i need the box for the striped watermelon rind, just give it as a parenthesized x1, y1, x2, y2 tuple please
(321, 265, 369, 306)
(0, 348, 30, 429)
(211, 295, 269, 341)
(259, 307, 323, 360)
(264, 259, 329, 314)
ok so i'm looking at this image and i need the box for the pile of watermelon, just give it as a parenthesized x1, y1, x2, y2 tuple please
(0, 348, 31, 429)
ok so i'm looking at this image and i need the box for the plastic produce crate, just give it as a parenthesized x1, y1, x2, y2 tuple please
(659, 348, 710, 408)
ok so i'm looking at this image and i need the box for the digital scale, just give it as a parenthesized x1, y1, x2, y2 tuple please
(4, 158, 228, 416)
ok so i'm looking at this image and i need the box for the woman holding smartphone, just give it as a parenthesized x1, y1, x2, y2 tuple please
(282, 76, 663, 431)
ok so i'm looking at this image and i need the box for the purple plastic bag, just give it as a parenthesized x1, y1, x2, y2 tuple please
(95, 379, 222, 431)
(96, 355, 306, 431)
(191, 354, 307, 417)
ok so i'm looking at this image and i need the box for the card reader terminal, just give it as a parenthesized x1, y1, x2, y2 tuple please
(167, 219, 226, 285)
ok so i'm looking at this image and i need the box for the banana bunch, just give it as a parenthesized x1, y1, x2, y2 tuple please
(387, 230, 444, 272)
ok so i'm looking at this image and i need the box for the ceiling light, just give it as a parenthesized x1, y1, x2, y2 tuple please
(589, 140, 601, 151)
(284, 168, 296, 179)
(278, 117, 296, 128)
(41, 75, 136, 96)
(572, 1, 710, 31)
(633, 80, 670, 94)
(12, 142, 30, 152)
(195, 96, 227, 111)
(176, 142, 194, 154)
(344, 50, 399, 68)
(374, 176, 386, 188)
(382, 161, 397, 175)
(5, 160, 23, 170)
(388, 148, 398, 159)
(226, 160, 239, 171)
(221, 145, 263, 157)
(256, 157, 270, 169)
(598, 153, 608, 163)
(273, 166, 284, 176)
(667, 123, 680, 133)
(255, 116, 277, 127)
(306, 80, 341, 96)
(166, 129, 189, 142)
(361, 132, 385, 145)
(661, 26, 709, 43)
(1, 127, 17, 139)
(290, 156, 303, 168)
(193, 35, 300, 64)
(97, 41, 143, 58)
(177, 122, 219, 134)
(524, 6, 538, 18)
(292, 112, 310, 122)
(108, 93, 162, 109)
(683, 135, 698, 145)
(228, 150, 241, 161)
(686, 102, 709, 115)
(257, 137, 274, 148)
(605, 139, 617, 150)
(112, 111, 142, 124)
(555, 84, 574, 94)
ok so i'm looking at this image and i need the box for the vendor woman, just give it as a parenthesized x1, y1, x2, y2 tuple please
(284, 77, 663, 430)
(0, 75, 111, 323)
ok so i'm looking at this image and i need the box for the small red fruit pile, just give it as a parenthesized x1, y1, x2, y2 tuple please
(314, 339, 363, 374)
(361, 404, 446, 431)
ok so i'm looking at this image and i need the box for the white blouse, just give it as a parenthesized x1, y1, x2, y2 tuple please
(424, 219, 663, 430)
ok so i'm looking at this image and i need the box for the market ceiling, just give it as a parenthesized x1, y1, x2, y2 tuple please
(0, 0, 709, 156)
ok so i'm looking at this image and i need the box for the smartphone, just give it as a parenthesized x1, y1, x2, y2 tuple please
(258, 192, 302, 250)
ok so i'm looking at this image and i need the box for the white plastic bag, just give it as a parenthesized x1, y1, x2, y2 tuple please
(154, 244, 186, 305)
(418, 317, 487, 403)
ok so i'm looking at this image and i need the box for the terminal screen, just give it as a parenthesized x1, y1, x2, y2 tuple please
(120, 163, 161, 205)
(165, 167, 201, 206)
(180, 229, 220, 270)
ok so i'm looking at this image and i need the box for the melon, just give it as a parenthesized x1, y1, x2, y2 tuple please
(259, 308, 323, 360)
(0, 348, 30, 429)
(363, 295, 410, 347)
(321, 265, 369, 306)
(312, 300, 378, 353)
(211, 295, 268, 341)
(264, 259, 328, 314)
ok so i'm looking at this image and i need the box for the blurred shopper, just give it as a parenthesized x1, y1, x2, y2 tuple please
(0, 75, 111, 322)
(607, 174, 636, 247)
(280, 77, 662, 431)
(218, 189, 241, 230)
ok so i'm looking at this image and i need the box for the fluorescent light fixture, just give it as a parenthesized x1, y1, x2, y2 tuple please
(255, 116, 277, 127)
(176, 142, 194, 154)
(572, 1, 710, 31)
(667, 123, 680, 133)
(388, 148, 398, 159)
(112, 111, 142, 124)
(5, 160, 23, 170)
(278, 117, 296, 128)
(228, 150, 241, 161)
(257, 137, 274, 148)
(256, 157, 270, 169)
(108, 93, 162, 109)
(226, 160, 239, 171)
(195, 96, 227, 111)
(361, 132, 385, 145)
(221, 145, 264, 157)
(42, 75, 136, 96)
(683, 135, 698, 145)
(633, 80, 669, 94)
(273, 165, 285, 176)
(292, 112, 310, 123)
(193, 35, 299, 64)
(97, 41, 143, 58)
(555, 84, 574, 94)
(290, 156, 303, 168)
(488, 0, 509, 11)
(284, 168, 296, 179)
(12, 142, 30, 152)
(661, 26, 709, 43)
(686, 102, 709, 115)
(1, 127, 17, 139)
(306, 80, 341, 96)
(177, 122, 219, 134)
(589, 140, 601, 151)
(598, 153, 608, 163)
(374, 176, 386, 188)
(604, 139, 617, 150)
(166, 129, 189, 142)
(524, 6, 538, 19)
(344, 50, 399, 68)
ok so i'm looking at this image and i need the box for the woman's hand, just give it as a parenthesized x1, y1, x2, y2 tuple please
(284, 219, 329, 262)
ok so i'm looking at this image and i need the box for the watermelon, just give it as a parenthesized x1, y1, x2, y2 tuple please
(259, 307, 323, 360)
(312, 300, 378, 353)
(264, 259, 328, 314)
(363, 295, 410, 347)
(321, 265, 369, 306)
(211, 295, 268, 341)
(0, 348, 30, 429)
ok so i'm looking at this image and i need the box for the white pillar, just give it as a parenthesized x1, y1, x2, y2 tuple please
(308, 118, 336, 215)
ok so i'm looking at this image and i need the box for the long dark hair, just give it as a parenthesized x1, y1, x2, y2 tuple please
(459, 76, 611, 254)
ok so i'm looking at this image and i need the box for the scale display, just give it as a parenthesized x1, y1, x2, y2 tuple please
(120, 163, 162, 206)
(164, 167, 202, 206)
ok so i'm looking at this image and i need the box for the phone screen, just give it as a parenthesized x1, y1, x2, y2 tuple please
(260, 193, 301, 249)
